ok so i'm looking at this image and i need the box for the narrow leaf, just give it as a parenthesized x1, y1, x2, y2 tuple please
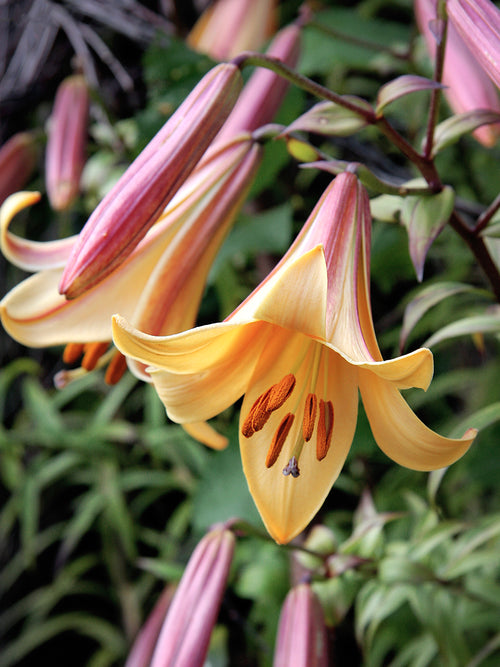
(376, 75, 444, 114)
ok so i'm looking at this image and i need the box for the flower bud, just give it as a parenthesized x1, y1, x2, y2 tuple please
(149, 526, 235, 667)
(0, 132, 38, 205)
(59, 63, 242, 299)
(274, 584, 329, 667)
(46, 75, 89, 211)
(188, 0, 277, 60)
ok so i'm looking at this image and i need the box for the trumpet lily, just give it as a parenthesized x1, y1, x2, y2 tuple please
(415, 0, 500, 146)
(1, 134, 261, 447)
(112, 171, 476, 544)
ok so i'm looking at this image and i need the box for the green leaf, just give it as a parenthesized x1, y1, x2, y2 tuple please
(433, 110, 500, 154)
(285, 98, 371, 137)
(449, 402, 500, 439)
(400, 281, 481, 351)
(376, 75, 444, 114)
(401, 185, 455, 282)
(424, 311, 500, 347)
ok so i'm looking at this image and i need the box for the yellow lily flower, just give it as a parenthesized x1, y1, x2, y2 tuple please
(112, 171, 477, 544)
(1, 134, 261, 448)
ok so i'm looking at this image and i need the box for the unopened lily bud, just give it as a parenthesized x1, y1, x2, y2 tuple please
(188, 0, 277, 60)
(59, 63, 243, 299)
(0, 132, 38, 205)
(149, 526, 235, 667)
(125, 586, 175, 667)
(46, 75, 89, 211)
(415, 0, 500, 146)
(274, 584, 329, 667)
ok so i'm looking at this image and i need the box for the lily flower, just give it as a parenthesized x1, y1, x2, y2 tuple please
(59, 62, 243, 299)
(45, 75, 89, 211)
(415, 0, 500, 146)
(112, 171, 476, 544)
(1, 134, 261, 448)
(187, 0, 277, 61)
(274, 584, 329, 667)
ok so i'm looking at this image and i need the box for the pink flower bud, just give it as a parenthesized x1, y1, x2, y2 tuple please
(46, 75, 89, 211)
(415, 0, 500, 146)
(0, 132, 38, 205)
(59, 63, 243, 299)
(148, 526, 235, 667)
(274, 584, 329, 667)
(188, 0, 277, 60)
(125, 586, 175, 667)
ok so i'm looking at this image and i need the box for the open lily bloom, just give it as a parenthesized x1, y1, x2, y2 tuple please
(1, 135, 261, 447)
(113, 172, 476, 544)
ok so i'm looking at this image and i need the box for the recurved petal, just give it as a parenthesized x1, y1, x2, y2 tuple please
(240, 335, 358, 544)
(113, 316, 271, 422)
(1, 192, 75, 270)
(183, 421, 228, 450)
(252, 246, 327, 340)
(359, 370, 476, 470)
(340, 346, 434, 390)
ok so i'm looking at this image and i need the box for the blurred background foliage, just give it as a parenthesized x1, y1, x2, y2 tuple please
(1, 0, 500, 665)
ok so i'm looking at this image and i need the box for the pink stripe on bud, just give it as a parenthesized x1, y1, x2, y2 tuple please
(59, 63, 242, 299)
(46, 75, 89, 211)
(149, 526, 235, 667)
(274, 584, 329, 667)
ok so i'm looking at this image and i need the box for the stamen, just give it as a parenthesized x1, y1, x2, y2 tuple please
(105, 351, 128, 385)
(265, 413, 294, 468)
(283, 456, 300, 478)
(317, 399, 334, 461)
(302, 393, 318, 442)
(241, 388, 273, 438)
(81, 342, 110, 371)
(63, 342, 85, 364)
(266, 373, 296, 412)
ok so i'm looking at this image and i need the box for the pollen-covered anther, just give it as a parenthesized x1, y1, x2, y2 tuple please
(302, 393, 318, 442)
(265, 413, 294, 468)
(266, 373, 296, 411)
(241, 387, 273, 438)
(104, 350, 128, 385)
(62, 342, 85, 364)
(282, 455, 300, 478)
(81, 342, 110, 371)
(317, 399, 334, 461)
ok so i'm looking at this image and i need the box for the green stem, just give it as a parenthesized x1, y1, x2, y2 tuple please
(233, 52, 376, 122)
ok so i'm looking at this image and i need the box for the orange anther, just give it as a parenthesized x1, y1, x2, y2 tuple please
(62, 342, 85, 364)
(81, 342, 110, 371)
(302, 393, 318, 442)
(317, 399, 334, 461)
(104, 350, 128, 385)
(266, 373, 296, 412)
(265, 413, 294, 468)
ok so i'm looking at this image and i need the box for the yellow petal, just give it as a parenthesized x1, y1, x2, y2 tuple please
(113, 316, 272, 422)
(252, 246, 327, 339)
(359, 370, 476, 470)
(344, 346, 434, 390)
(183, 421, 228, 450)
(1, 191, 75, 270)
(240, 332, 358, 544)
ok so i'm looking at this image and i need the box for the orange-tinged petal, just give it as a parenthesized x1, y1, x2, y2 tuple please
(183, 421, 228, 450)
(113, 316, 270, 421)
(325, 345, 434, 391)
(359, 370, 476, 470)
(252, 246, 327, 340)
(1, 192, 75, 270)
(240, 331, 358, 544)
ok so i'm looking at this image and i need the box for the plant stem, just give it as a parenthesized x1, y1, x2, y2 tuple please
(423, 14, 448, 159)
(475, 192, 500, 233)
